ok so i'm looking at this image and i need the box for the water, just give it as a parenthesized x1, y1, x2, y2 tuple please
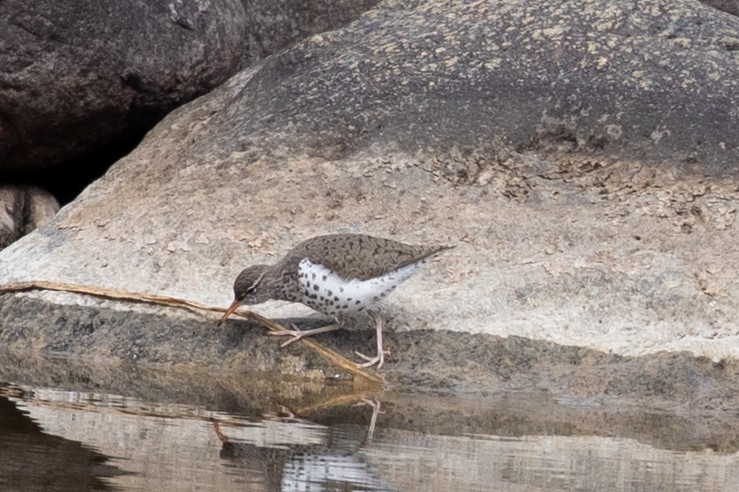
(1, 374, 737, 492)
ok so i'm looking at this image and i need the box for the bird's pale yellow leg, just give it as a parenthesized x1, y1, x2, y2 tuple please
(355, 310, 389, 369)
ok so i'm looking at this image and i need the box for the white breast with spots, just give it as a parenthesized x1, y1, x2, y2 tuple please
(297, 258, 426, 318)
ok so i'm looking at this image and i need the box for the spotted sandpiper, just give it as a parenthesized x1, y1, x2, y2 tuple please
(218, 233, 452, 369)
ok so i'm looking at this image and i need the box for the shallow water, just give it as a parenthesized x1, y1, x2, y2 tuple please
(1, 374, 738, 492)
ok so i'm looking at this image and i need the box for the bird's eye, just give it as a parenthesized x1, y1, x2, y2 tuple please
(236, 286, 256, 301)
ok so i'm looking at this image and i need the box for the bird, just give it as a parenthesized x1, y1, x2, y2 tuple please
(218, 233, 452, 369)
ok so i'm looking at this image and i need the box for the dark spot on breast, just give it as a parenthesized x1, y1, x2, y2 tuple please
(310, 294, 318, 299)
(313, 284, 319, 291)
(327, 290, 332, 296)
(339, 287, 344, 292)
(355, 300, 361, 305)
(306, 281, 311, 288)
(341, 304, 348, 309)
(334, 296, 339, 302)
(346, 298, 352, 301)
(322, 275, 327, 281)
(357, 307, 364, 312)
(303, 290, 310, 296)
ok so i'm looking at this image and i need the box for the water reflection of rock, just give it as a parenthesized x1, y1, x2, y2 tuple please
(0, 389, 123, 490)
(6, 382, 739, 492)
(2, 351, 739, 490)
(2, 351, 738, 454)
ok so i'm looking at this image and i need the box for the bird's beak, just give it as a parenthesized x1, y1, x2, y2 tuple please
(217, 299, 241, 326)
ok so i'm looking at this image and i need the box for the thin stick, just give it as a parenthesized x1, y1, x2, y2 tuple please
(0, 280, 384, 386)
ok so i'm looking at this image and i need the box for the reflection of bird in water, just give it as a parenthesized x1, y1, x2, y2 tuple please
(358, 399, 382, 445)
(211, 402, 394, 491)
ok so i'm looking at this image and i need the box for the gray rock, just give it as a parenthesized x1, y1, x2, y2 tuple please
(241, 0, 381, 64)
(0, 0, 738, 380)
(0, 187, 23, 248)
(700, 0, 739, 16)
(0, 0, 382, 174)
(0, 0, 249, 172)
(0, 184, 59, 248)
(197, 0, 738, 172)
(2, 297, 739, 415)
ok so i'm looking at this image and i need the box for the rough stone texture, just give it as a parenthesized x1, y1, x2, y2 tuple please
(215, 0, 739, 172)
(0, 0, 249, 172)
(700, 0, 739, 16)
(0, 0, 738, 376)
(241, 0, 381, 64)
(2, 296, 739, 415)
(0, 184, 59, 248)
(0, 295, 352, 380)
(0, 0, 382, 174)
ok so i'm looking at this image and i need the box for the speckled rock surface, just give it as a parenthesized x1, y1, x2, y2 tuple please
(700, 0, 739, 16)
(0, 0, 738, 382)
(240, 0, 381, 64)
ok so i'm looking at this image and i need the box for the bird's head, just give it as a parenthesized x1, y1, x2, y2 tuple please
(217, 265, 272, 325)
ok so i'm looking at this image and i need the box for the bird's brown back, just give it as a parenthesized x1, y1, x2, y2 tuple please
(278, 234, 452, 281)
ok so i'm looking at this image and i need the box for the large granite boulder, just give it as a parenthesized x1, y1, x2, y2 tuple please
(0, 0, 737, 377)
(0, 0, 381, 174)
(240, 0, 381, 63)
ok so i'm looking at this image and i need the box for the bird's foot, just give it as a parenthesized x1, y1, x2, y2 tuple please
(267, 324, 307, 347)
(268, 323, 339, 347)
(355, 349, 391, 369)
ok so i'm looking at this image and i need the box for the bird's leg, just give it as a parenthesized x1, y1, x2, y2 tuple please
(268, 314, 343, 348)
(355, 310, 390, 369)
(354, 398, 384, 445)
